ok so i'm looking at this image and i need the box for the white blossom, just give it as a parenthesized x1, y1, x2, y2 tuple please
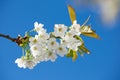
(29, 36, 39, 46)
(15, 57, 36, 69)
(70, 20, 81, 36)
(30, 44, 45, 57)
(53, 24, 67, 38)
(34, 21, 47, 35)
(34, 35, 47, 48)
(33, 48, 50, 63)
(63, 29, 82, 51)
(57, 44, 67, 57)
(47, 50, 57, 62)
(15, 58, 25, 68)
(47, 38, 59, 50)
(38, 32, 50, 40)
(67, 38, 82, 51)
(34, 22, 44, 33)
(24, 59, 36, 69)
(36, 32, 49, 43)
(64, 31, 74, 42)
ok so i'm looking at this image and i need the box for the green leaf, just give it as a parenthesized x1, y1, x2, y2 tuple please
(68, 5, 76, 24)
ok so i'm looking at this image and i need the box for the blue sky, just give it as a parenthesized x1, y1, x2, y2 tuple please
(0, 0, 120, 80)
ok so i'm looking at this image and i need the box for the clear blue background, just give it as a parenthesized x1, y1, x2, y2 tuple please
(0, 0, 120, 80)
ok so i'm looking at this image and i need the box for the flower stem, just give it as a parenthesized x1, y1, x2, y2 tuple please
(22, 48, 25, 56)
(0, 33, 16, 42)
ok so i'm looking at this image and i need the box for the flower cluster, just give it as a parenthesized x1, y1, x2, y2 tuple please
(15, 20, 88, 69)
(14, 4, 100, 69)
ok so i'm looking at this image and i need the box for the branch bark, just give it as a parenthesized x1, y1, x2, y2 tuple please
(0, 33, 17, 42)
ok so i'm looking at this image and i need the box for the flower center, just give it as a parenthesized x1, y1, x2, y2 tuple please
(33, 39, 37, 43)
(59, 47, 63, 51)
(36, 27, 40, 31)
(67, 32, 72, 37)
(40, 35, 44, 38)
(33, 47, 37, 50)
(58, 28, 62, 32)
(51, 41, 55, 45)
(49, 52, 52, 56)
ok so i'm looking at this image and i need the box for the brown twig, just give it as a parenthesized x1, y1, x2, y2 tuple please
(0, 33, 17, 42)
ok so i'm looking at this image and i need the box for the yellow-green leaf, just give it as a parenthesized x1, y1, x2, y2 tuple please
(79, 44, 90, 54)
(80, 26, 92, 32)
(74, 35, 84, 42)
(68, 5, 76, 23)
(66, 49, 73, 57)
(80, 26, 100, 39)
(72, 51, 78, 61)
(82, 32, 99, 39)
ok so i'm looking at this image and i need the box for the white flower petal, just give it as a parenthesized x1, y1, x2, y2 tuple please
(57, 44, 67, 57)
(53, 24, 67, 38)
(47, 38, 59, 50)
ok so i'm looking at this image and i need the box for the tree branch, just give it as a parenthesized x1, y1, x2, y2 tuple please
(0, 33, 17, 42)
